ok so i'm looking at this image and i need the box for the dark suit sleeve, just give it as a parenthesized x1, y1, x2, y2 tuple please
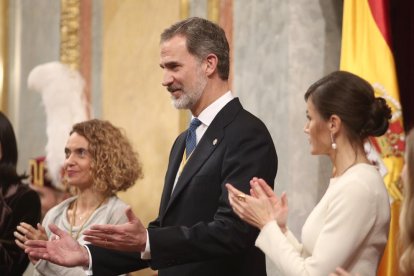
(87, 245, 149, 275)
(148, 115, 277, 269)
(0, 187, 41, 275)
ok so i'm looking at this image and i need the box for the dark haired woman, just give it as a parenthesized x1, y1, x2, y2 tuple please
(0, 111, 41, 275)
(227, 71, 392, 275)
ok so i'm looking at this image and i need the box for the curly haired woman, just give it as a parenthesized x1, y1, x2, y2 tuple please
(15, 119, 142, 276)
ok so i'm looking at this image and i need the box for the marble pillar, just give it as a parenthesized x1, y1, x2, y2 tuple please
(7, 0, 61, 173)
(233, 0, 342, 274)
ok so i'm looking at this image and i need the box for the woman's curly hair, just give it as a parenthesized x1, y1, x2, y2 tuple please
(69, 119, 143, 196)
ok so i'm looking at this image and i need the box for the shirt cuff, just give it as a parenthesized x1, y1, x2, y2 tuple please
(140, 229, 151, 260)
(83, 245, 93, 275)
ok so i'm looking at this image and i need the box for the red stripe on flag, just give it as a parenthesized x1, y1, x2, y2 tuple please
(368, 0, 391, 46)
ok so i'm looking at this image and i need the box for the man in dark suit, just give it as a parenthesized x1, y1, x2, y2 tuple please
(26, 17, 277, 276)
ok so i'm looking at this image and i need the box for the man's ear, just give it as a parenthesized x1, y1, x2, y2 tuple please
(204, 54, 218, 77)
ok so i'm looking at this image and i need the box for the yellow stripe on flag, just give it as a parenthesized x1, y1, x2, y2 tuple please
(340, 1, 405, 275)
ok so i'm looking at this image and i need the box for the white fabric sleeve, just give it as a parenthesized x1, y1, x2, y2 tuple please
(83, 245, 93, 275)
(255, 180, 377, 276)
(140, 230, 151, 259)
(284, 228, 303, 253)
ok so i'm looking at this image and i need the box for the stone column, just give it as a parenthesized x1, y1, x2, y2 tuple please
(233, 1, 342, 274)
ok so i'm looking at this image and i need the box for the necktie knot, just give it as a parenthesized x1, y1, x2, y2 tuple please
(189, 118, 202, 131)
(186, 118, 202, 159)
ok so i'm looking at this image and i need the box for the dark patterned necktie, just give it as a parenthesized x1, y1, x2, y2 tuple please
(185, 118, 202, 159)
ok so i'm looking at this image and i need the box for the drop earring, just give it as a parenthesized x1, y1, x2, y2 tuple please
(330, 133, 337, 150)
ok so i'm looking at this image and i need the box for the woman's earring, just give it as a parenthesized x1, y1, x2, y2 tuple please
(330, 133, 337, 150)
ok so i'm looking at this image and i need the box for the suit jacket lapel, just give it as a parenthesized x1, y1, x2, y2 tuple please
(158, 133, 186, 214)
(163, 98, 242, 215)
(169, 126, 224, 202)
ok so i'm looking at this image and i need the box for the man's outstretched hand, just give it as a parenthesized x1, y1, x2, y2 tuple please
(83, 206, 147, 252)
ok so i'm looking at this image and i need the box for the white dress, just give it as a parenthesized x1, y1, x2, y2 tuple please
(256, 163, 390, 276)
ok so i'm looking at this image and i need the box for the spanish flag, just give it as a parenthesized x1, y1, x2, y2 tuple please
(340, 0, 405, 275)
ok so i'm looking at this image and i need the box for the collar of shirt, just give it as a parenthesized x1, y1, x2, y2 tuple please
(172, 91, 235, 193)
(193, 91, 235, 143)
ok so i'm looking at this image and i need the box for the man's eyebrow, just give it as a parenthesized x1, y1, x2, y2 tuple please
(160, 61, 180, 68)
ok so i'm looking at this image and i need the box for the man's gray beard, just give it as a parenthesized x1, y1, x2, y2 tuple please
(172, 93, 194, 109)
(171, 79, 206, 110)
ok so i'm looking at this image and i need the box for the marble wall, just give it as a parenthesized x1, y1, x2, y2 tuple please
(7, 0, 61, 172)
(234, 0, 342, 236)
(233, 0, 342, 274)
(7, 0, 104, 181)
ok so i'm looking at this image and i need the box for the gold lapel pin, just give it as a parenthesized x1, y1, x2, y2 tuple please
(213, 138, 218, 145)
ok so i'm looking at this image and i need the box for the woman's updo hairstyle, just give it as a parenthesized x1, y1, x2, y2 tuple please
(304, 71, 392, 144)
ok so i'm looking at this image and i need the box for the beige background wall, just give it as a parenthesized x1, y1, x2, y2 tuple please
(102, 1, 181, 275)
